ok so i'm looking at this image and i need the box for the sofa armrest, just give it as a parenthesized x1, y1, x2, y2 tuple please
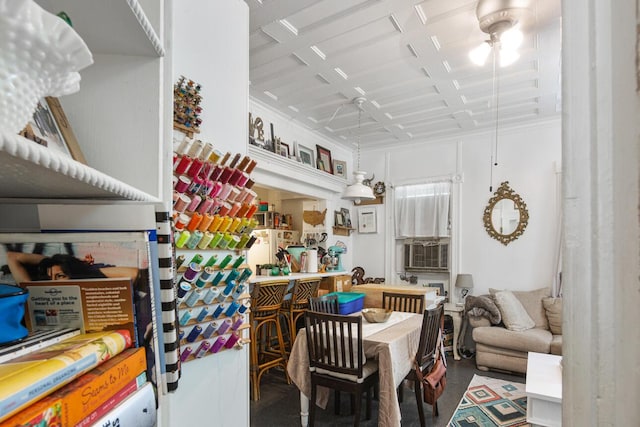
(468, 316, 492, 328)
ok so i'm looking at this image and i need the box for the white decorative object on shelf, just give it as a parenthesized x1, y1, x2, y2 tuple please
(0, 0, 93, 135)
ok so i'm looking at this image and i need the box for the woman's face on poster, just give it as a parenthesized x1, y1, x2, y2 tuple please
(47, 265, 69, 280)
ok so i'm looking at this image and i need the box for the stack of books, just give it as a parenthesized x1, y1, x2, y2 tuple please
(0, 329, 155, 427)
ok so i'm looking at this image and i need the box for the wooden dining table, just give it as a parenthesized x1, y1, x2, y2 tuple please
(286, 311, 424, 427)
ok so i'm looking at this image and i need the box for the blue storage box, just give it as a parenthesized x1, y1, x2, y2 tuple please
(326, 292, 365, 315)
(0, 283, 29, 345)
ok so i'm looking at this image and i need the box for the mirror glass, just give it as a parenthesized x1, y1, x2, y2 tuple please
(483, 182, 529, 245)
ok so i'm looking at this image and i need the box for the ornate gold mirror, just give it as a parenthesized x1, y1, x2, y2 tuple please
(483, 181, 529, 245)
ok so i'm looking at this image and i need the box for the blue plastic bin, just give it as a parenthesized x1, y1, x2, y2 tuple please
(325, 292, 365, 315)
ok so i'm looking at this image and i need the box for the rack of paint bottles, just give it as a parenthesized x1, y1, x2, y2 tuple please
(172, 136, 258, 362)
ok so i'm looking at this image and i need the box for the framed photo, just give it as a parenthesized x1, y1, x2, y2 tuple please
(334, 210, 344, 226)
(333, 159, 347, 178)
(279, 142, 290, 158)
(316, 144, 333, 174)
(340, 208, 352, 228)
(20, 96, 86, 164)
(298, 145, 314, 167)
(358, 207, 377, 233)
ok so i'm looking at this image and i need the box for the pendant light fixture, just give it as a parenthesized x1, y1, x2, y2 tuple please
(341, 97, 375, 203)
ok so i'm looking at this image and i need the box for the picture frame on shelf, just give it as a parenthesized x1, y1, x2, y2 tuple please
(279, 142, 290, 158)
(340, 208, 352, 228)
(357, 206, 377, 233)
(298, 145, 314, 167)
(20, 96, 87, 164)
(334, 210, 344, 226)
(333, 159, 347, 178)
(316, 144, 333, 174)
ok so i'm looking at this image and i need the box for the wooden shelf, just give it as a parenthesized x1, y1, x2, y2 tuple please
(355, 195, 384, 206)
(332, 226, 355, 236)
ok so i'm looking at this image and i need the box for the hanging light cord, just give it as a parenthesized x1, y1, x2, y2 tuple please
(356, 106, 362, 171)
(489, 38, 500, 192)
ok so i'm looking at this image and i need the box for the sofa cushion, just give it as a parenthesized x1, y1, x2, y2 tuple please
(493, 290, 535, 331)
(543, 297, 562, 335)
(490, 287, 550, 330)
(550, 334, 562, 355)
(473, 326, 552, 354)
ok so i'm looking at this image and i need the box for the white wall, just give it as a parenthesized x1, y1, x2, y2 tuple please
(354, 120, 561, 298)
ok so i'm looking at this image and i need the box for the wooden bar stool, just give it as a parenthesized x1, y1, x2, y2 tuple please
(280, 277, 321, 351)
(250, 279, 291, 401)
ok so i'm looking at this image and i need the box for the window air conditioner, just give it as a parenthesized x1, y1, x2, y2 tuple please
(403, 239, 449, 271)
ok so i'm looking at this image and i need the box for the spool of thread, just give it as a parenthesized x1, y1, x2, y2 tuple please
(238, 300, 251, 314)
(217, 318, 232, 335)
(178, 329, 185, 341)
(202, 286, 221, 304)
(218, 202, 232, 217)
(227, 186, 241, 202)
(196, 307, 209, 322)
(210, 181, 223, 198)
(245, 235, 257, 249)
(219, 166, 234, 184)
(229, 153, 242, 168)
(188, 176, 204, 194)
(179, 310, 192, 326)
(180, 346, 193, 362)
(209, 232, 224, 249)
(222, 279, 236, 296)
(185, 289, 202, 307)
(186, 212, 203, 231)
(200, 161, 215, 180)
(238, 267, 253, 284)
(245, 203, 258, 219)
(210, 198, 224, 215)
(231, 283, 245, 300)
(232, 255, 245, 269)
(224, 332, 240, 349)
(218, 183, 234, 200)
(247, 218, 260, 232)
(210, 164, 223, 181)
(187, 139, 204, 158)
(175, 230, 190, 248)
(217, 216, 233, 233)
(237, 155, 251, 171)
(176, 137, 192, 155)
(236, 171, 249, 188)
(197, 231, 214, 249)
(198, 199, 215, 216)
(228, 202, 242, 218)
(217, 286, 232, 303)
(212, 304, 225, 319)
(210, 336, 226, 353)
(231, 317, 244, 331)
(189, 254, 204, 265)
(200, 179, 214, 197)
(201, 142, 215, 161)
(174, 213, 190, 231)
(177, 281, 192, 300)
(219, 151, 231, 166)
(226, 235, 241, 250)
(186, 194, 202, 212)
(186, 325, 202, 342)
(195, 340, 211, 358)
(195, 266, 214, 288)
(186, 158, 204, 178)
(236, 203, 250, 219)
(202, 322, 217, 339)
(185, 230, 203, 249)
(182, 262, 201, 282)
(225, 269, 240, 283)
(175, 175, 191, 193)
(245, 179, 255, 189)
(208, 214, 223, 232)
(210, 271, 225, 286)
(227, 217, 242, 234)
(245, 159, 257, 174)
(218, 254, 233, 269)
(204, 254, 218, 267)
(225, 300, 241, 317)
(228, 168, 243, 186)
(175, 255, 186, 270)
(236, 233, 251, 250)
(209, 149, 223, 164)
(217, 233, 233, 249)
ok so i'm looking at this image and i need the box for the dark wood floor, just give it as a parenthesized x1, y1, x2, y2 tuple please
(249, 355, 524, 426)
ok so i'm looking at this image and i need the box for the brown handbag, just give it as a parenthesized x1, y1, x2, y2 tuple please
(422, 356, 447, 404)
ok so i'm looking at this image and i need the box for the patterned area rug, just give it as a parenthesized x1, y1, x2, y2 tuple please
(448, 374, 529, 427)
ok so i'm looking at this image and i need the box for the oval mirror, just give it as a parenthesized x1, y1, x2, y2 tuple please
(483, 181, 529, 245)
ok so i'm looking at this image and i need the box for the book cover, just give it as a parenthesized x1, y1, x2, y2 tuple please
(21, 279, 136, 345)
(90, 382, 156, 427)
(2, 347, 145, 427)
(0, 330, 132, 422)
(0, 329, 80, 364)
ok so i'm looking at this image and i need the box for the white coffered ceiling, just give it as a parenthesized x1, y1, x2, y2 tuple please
(246, 0, 562, 151)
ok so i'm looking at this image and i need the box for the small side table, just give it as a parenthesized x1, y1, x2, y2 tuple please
(444, 303, 464, 361)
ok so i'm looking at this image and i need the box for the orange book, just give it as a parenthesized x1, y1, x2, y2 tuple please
(1, 347, 145, 427)
(0, 330, 132, 423)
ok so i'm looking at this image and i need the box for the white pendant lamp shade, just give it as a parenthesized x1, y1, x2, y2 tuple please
(341, 98, 376, 203)
(342, 170, 375, 203)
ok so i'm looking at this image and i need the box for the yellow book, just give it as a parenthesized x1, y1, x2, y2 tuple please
(0, 330, 132, 423)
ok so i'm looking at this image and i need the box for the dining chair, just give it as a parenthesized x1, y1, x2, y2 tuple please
(249, 279, 291, 401)
(406, 304, 445, 427)
(304, 311, 379, 427)
(382, 291, 425, 314)
(308, 294, 339, 313)
(280, 277, 321, 351)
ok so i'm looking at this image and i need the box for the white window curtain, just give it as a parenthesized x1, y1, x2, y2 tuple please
(395, 182, 451, 238)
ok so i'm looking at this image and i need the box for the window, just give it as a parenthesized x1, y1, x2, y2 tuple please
(395, 181, 451, 238)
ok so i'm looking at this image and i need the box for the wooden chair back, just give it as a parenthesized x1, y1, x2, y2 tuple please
(250, 279, 290, 318)
(288, 278, 321, 310)
(309, 294, 339, 314)
(304, 311, 364, 378)
(415, 305, 444, 370)
(382, 291, 425, 314)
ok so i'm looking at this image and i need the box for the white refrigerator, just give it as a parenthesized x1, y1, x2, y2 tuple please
(248, 229, 301, 267)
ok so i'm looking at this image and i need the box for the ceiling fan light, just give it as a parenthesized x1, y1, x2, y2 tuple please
(500, 27, 523, 50)
(499, 48, 519, 67)
(469, 41, 492, 66)
(342, 171, 375, 203)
